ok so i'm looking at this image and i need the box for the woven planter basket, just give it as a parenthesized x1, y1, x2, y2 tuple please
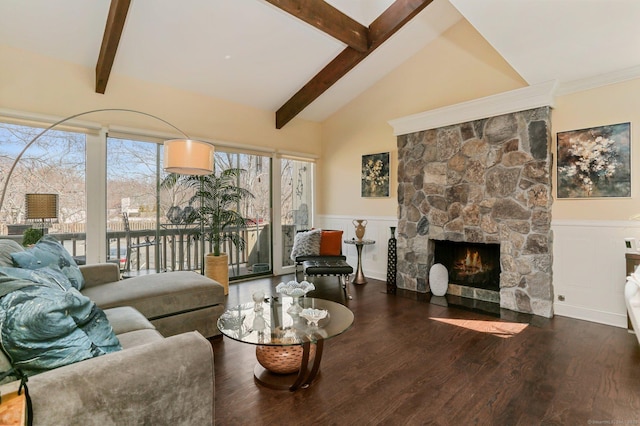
(205, 253, 229, 295)
(255, 344, 316, 375)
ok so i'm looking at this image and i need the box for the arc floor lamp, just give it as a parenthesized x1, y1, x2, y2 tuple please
(0, 108, 214, 271)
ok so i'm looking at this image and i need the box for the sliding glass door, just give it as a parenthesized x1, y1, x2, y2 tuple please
(280, 158, 314, 268)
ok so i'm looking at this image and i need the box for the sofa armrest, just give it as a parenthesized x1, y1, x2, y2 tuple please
(26, 332, 214, 426)
(79, 263, 121, 288)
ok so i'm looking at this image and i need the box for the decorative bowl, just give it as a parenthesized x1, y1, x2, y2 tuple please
(256, 343, 316, 374)
(275, 280, 315, 298)
(300, 308, 328, 327)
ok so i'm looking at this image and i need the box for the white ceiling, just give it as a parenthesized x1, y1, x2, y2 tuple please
(1, 0, 640, 124)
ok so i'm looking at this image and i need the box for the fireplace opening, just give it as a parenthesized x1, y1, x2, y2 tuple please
(433, 240, 501, 292)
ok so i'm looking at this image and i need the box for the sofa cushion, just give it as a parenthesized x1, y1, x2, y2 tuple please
(0, 239, 23, 267)
(116, 329, 165, 349)
(104, 306, 156, 335)
(0, 284, 121, 376)
(11, 235, 84, 290)
(319, 230, 343, 256)
(290, 229, 322, 260)
(82, 271, 225, 321)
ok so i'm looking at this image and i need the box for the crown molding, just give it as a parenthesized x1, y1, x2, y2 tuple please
(388, 80, 557, 136)
(555, 65, 640, 96)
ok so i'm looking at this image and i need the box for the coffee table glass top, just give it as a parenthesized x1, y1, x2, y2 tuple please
(217, 297, 354, 346)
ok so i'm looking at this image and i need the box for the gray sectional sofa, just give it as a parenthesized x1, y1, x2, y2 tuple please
(0, 238, 225, 425)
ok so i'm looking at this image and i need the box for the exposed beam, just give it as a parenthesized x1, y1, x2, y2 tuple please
(275, 0, 434, 129)
(95, 0, 131, 94)
(265, 0, 369, 52)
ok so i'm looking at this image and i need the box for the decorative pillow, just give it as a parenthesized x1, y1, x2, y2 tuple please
(0, 284, 121, 376)
(319, 230, 343, 256)
(11, 235, 84, 290)
(290, 229, 322, 260)
(0, 240, 24, 268)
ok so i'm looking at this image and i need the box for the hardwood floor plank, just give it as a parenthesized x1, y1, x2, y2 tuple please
(212, 275, 640, 425)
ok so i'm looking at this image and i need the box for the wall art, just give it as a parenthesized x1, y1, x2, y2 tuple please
(557, 122, 631, 198)
(361, 152, 390, 197)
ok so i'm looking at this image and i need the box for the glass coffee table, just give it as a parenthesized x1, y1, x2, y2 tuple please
(217, 297, 354, 391)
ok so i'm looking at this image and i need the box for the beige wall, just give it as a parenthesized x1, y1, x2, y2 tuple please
(553, 80, 640, 220)
(0, 44, 321, 154)
(318, 19, 526, 217)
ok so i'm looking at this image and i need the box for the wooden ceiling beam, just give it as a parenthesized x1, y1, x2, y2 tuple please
(276, 0, 433, 129)
(265, 0, 369, 52)
(95, 0, 131, 94)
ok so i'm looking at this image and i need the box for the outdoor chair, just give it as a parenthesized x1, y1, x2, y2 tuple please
(122, 212, 163, 276)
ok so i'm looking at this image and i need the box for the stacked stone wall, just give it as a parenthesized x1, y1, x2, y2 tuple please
(396, 107, 553, 317)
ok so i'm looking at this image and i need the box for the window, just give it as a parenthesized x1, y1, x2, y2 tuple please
(0, 122, 87, 258)
(280, 158, 314, 267)
(106, 136, 162, 272)
(1, 114, 315, 283)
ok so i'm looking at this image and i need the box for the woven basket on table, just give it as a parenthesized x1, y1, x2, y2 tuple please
(255, 343, 317, 375)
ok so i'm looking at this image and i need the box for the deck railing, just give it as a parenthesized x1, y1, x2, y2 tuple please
(3, 224, 272, 277)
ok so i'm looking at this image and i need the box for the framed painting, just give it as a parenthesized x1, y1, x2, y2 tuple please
(361, 152, 390, 197)
(556, 122, 631, 198)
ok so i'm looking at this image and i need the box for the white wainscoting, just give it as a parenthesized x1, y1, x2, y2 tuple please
(316, 215, 398, 282)
(552, 220, 640, 329)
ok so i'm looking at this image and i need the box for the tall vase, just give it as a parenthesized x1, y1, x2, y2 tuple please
(353, 219, 367, 241)
(387, 226, 397, 294)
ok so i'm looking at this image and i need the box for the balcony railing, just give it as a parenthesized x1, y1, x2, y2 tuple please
(3, 224, 272, 278)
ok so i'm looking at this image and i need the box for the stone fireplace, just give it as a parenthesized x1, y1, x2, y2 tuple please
(396, 106, 553, 318)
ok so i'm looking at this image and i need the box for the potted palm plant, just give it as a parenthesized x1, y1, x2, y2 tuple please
(162, 168, 254, 294)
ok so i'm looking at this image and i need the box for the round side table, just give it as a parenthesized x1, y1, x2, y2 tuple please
(344, 239, 375, 284)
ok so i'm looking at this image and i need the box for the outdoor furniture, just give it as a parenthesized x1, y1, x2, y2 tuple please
(122, 212, 162, 276)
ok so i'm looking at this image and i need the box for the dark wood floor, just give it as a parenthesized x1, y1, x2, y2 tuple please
(212, 274, 640, 425)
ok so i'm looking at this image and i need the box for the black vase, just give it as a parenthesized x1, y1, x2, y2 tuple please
(387, 226, 397, 294)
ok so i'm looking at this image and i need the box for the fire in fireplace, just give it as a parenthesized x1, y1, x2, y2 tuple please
(433, 240, 501, 292)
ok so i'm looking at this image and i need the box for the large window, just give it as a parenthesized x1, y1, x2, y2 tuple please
(0, 122, 87, 257)
(1, 115, 314, 283)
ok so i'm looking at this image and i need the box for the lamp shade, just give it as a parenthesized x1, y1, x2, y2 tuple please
(25, 193, 58, 221)
(163, 139, 214, 175)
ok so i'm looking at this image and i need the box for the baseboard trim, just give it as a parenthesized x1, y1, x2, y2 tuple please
(554, 303, 627, 329)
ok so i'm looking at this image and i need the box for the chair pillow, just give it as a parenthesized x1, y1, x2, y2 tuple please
(11, 235, 85, 290)
(290, 229, 322, 261)
(0, 284, 121, 376)
(319, 230, 343, 256)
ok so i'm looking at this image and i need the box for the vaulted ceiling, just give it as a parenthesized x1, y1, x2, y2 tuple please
(2, 0, 640, 128)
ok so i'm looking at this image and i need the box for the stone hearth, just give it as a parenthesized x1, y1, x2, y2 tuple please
(396, 107, 553, 318)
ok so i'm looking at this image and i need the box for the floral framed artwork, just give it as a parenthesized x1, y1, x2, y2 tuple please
(557, 122, 631, 198)
(361, 152, 390, 197)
